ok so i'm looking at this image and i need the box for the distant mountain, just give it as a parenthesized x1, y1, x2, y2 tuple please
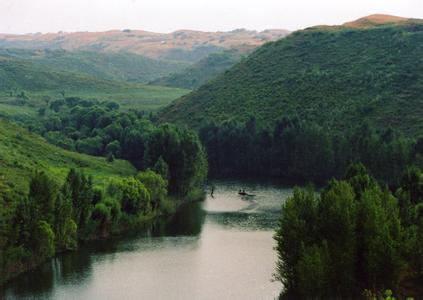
(150, 50, 243, 89)
(0, 29, 290, 62)
(158, 15, 423, 136)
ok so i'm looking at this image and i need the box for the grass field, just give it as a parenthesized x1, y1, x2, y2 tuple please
(0, 83, 190, 113)
(0, 119, 136, 195)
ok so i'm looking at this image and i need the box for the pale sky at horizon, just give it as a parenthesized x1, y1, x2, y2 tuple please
(0, 0, 422, 34)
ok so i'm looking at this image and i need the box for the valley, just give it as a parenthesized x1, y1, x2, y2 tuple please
(0, 12, 422, 300)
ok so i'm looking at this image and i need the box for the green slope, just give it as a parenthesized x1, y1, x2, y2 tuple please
(0, 56, 125, 92)
(158, 21, 423, 135)
(0, 55, 190, 111)
(150, 51, 242, 89)
(0, 119, 136, 195)
(0, 49, 188, 83)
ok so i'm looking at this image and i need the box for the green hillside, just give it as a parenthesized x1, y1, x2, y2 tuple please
(0, 56, 190, 111)
(158, 21, 423, 135)
(150, 51, 242, 89)
(0, 49, 188, 83)
(0, 56, 125, 92)
(0, 119, 136, 195)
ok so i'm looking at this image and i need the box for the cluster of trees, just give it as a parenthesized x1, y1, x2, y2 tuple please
(0, 167, 170, 284)
(32, 97, 207, 196)
(200, 118, 422, 184)
(275, 164, 423, 298)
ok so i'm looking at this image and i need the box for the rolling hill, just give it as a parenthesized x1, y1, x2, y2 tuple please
(0, 55, 190, 111)
(158, 15, 423, 135)
(0, 29, 290, 62)
(0, 48, 188, 83)
(0, 119, 136, 195)
(0, 56, 124, 92)
(150, 50, 243, 89)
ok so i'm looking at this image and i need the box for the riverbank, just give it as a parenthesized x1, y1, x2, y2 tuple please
(0, 187, 205, 287)
(2, 180, 285, 299)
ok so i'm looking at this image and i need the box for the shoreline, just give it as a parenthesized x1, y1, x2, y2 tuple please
(0, 187, 205, 287)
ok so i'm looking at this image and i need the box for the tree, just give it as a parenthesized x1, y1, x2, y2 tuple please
(318, 180, 357, 295)
(153, 156, 169, 181)
(63, 169, 94, 237)
(145, 124, 208, 196)
(357, 187, 403, 290)
(107, 177, 151, 216)
(136, 170, 167, 210)
(105, 140, 121, 157)
(54, 185, 77, 250)
(34, 220, 55, 259)
(274, 187, 317, 294)
(28, 171, 57, 225)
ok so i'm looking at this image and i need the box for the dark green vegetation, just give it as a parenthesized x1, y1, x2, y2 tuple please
(0, 49, 188, 83)
(275, 164, 423, 298)
(0, 98, 207, 284)
(159, 22, 423, 136)
(200, 118, 422, 184)
(8, 97, 208, 196)
(151, 50, 242, 89)
(0, 167, 172, 285)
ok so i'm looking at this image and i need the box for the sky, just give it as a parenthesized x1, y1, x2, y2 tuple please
(0, 0, 422, 34)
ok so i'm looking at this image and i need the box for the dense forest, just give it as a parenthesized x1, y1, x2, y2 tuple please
(0, 167, 174, 284)
(0, 96, 208, 284)
(158, 22, 423, 136)
(199, 118, 422, 184)
(18, 96, 208, 195)
(275, 164, 423, 298)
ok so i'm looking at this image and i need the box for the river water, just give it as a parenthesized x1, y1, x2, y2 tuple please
(2, 181, 292, 300)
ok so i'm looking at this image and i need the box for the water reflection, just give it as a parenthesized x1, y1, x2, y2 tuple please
(2, 181, 289, 300)
(153, 201, 206, 236)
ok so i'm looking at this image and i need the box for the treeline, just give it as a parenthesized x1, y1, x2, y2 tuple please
(200, 117, 422, 184)
(0, 167, 176, 284)
(0, 96, 208, 284)
(31, 96, 207, 196)
(275, 164, 423, 298)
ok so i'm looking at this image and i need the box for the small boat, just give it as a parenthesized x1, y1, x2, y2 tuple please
(238, 190, 254, 197)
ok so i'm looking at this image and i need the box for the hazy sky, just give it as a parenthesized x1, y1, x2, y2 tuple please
(0, 0, 422, 34)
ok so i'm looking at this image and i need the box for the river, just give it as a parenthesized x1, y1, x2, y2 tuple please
(1, 181, 292, 300)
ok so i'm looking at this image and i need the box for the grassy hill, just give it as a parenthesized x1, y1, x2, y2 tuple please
(150, 50, 242, 89)
(0, 56, 124, 92)
(0, 119, 136, 195)
(0, 55, 190, 111)
(158, 17, 423, 136)
(0, 49, 187, 83)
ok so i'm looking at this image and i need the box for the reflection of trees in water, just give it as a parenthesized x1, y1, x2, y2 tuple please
(2, 259, 55, 298)
(2, 201, 206, 298)
(3, 250, 95, 298)
(152, 201, 206, 236)
(54, 248, 94, 284)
